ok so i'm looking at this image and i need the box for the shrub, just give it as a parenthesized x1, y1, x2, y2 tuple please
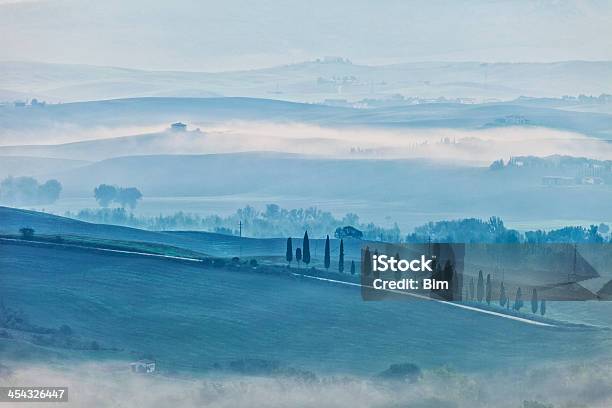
(19, 227, 35, 240)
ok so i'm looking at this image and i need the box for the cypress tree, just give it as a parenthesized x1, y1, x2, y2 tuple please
(513, 287, 523, 311)
(372, 249, 380, 278)
(477, 270, 484, 302)
(286, 237, 293, 266)
(324, 235, 331, 270)
(302, 231, 311, 266)
(440, 261, 454, 300)
(540, 299, 546, 316)
(350, 260, 355, 275)
(485, 274, 492, 305)
(363, 247, 372, 276)
(531, 288, 538, 314)
(296, 247, 302, 269)
(338, 239, 345, 273)
(499, 282, 507, 307)
(469, 277, 475, 300)
(394, 252, 401, 280)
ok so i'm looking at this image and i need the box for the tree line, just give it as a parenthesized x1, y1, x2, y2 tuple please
(408, 216, 610, 244)
(66, 203, 399, 240)
(64, 204, 609, 244)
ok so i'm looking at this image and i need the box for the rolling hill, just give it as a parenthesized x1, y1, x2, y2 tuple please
(2, 236, 610, 377)
(1, 97, 611, 146)
(2, 60, 612, 103)
(0, 130, 212, 161)
(2, 206, 611, 378)
(0, 156, 90, 178)
(0, 206, 362, 262)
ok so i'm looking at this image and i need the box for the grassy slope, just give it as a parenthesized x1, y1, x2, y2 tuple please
(1, 206, 610, 376)
(0, 206, 205, 249)
(0, 234, 208, 259)
(1, 241, 606, 376)
(0, 206, 364, 263)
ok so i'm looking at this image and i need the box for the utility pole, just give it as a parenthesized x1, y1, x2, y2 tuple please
(569, 243, 577, 283)
(239, 220, 242, 258)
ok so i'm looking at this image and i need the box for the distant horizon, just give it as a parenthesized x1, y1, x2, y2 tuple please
(2, 0, 611, 71)
(3, 58, 612, 75)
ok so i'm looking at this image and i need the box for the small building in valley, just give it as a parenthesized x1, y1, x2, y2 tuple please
(171, 122, 187, 131)
(542, 176, 575, 186)
(130, 360, 156, 374)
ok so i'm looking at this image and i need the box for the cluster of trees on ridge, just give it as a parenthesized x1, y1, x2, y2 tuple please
(94, 184, 143, 209)
(0, 176, 62, 206)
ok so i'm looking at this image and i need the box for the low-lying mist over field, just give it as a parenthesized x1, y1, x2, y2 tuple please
(2, 120, 611, 165)
(192, 122, 612, 163)
(4, 360, 612, 408)
(1, 96, 611, 231)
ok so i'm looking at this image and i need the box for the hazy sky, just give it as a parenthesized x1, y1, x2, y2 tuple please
(1, 0, 611, 71)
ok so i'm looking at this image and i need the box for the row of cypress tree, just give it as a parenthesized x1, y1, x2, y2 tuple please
(285, 232, 310, 267)
(284, 234, 547, 316)
(286, 232, 355, 274)
(467, 270, 546, 315)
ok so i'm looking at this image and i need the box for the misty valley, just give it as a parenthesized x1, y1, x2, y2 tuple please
(1, 30, 612, 407)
